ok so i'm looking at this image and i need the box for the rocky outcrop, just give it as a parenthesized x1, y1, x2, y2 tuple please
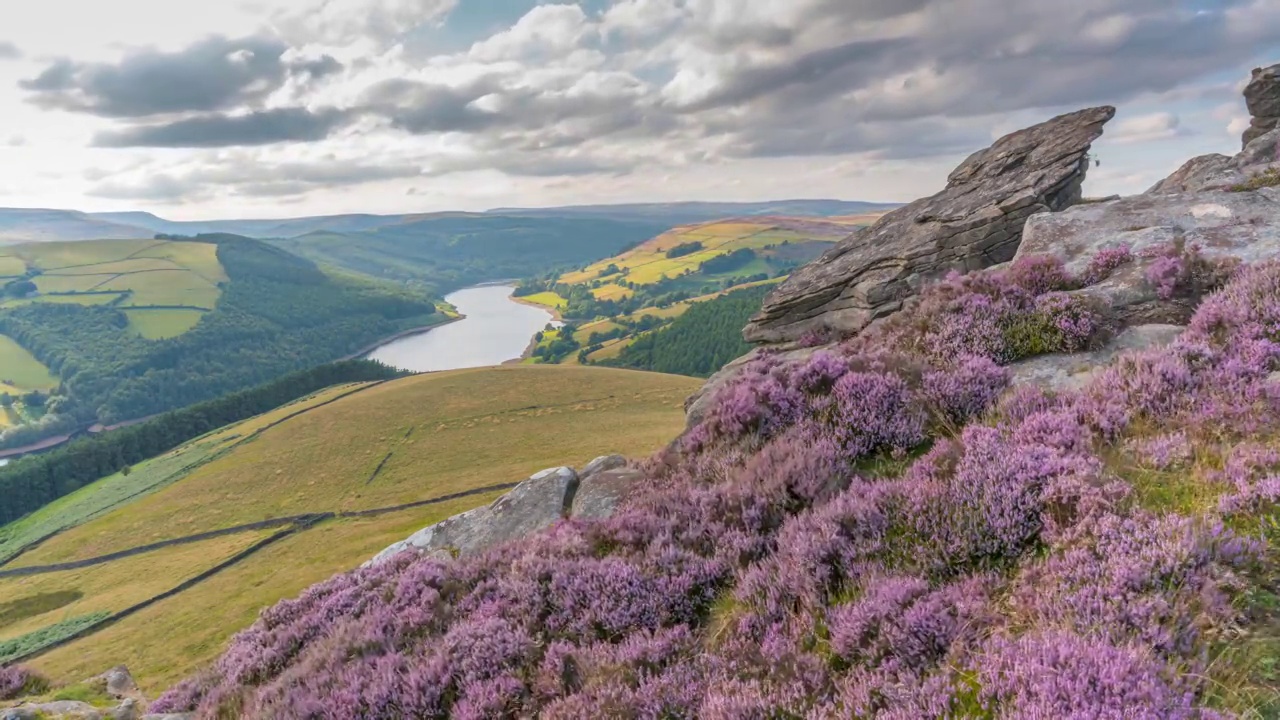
(1008, 324, 1185, 392)
(1243, 64, 1280, 148)
(742, 106, 1115, 345)
(1017, 188, 1280, 328)
(369, 456, 646, 565)
(1150, 66, 1280, 194)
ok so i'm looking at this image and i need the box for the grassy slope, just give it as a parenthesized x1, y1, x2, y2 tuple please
(0, 383, 375, 567)
(556, 218, 856, 293)
(0, 531, 272, 643)
(2, 366, 697, 690)
(0, 239, 227, 338)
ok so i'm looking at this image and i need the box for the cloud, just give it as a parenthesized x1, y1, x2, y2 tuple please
(274, 0, 458, 45)
(0, 41, 20, 60)
(21, 35, 341, 118)
(31, 0, 1280, 206)
(88, 155, 424, 201)
(92, 108, 352, 147)
(1107, 112, 1184, 144)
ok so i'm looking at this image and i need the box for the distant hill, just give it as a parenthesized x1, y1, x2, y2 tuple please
(486, 200, 901, 225)
(268, 214, 674, 293)
(0, 365, 698, 692)
(0, 200, 901, 245)
(0, 209, 153, 244)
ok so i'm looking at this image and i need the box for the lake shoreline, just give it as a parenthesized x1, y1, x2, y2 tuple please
(341, 314, 466, 363)
(510, 295, 565, 322)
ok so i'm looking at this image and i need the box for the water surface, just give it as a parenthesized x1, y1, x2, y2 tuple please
(368, 284, 559, 372)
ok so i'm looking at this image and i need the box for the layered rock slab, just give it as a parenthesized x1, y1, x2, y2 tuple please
(744, 106, 1115, 345)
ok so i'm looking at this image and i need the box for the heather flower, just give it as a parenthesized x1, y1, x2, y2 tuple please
(980, 631, 1202, 719)
(0, 665, 47, 701)
(1127, 431, 1194, 470)
(1080, 244, 1133, 286)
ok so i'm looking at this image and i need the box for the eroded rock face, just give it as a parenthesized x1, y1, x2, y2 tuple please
(1244, 64, 1280, 148)
(571, 468, 647, 521)
(1149, 128, 1280, 195)
(743, 106, 1115, 345)
(1009, 324, 1185, 392)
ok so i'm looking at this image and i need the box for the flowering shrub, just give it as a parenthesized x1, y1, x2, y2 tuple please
(0, 665, 47, 701)
(1079, 243, 1134, 286)
(155, 253, 1280, 718)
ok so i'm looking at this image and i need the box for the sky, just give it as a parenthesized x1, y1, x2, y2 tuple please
(0, 0, 1278, 220)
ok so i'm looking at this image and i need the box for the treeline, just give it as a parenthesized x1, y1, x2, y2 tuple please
(600, 285, 772, 378)
(0, 236, 439, 446)
(0, 360, 404, 526)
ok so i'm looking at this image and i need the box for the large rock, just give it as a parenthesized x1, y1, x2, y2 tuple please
(1, 701, 102, 719)
(571, 468, 647, 521)
(743, 106, 1114, 345)
(368, 466, 578, 565)
(1018, 188, 1280, 327)
(1244, 64, 1280, 148)
(1009, 324, 1185, 392)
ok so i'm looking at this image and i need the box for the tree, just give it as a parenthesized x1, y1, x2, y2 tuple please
(0, 393, 11, 408)
(23, 391, 46, 408)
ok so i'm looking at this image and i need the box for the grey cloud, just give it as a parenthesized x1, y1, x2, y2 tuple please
(0, 42, 20, 60)
(92, 108, 353, 147)
(21, 35, 341, 118)
(88, 157, 424, 201)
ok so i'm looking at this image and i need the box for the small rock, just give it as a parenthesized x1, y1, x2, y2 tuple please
(0, 708, 39, 720)
(1009, 324, 1185, 392)
(90, 666, 139, 702)
(581, 455, 626, 477)
(571, 468, 647, 521)
(109, 699, 140, 720)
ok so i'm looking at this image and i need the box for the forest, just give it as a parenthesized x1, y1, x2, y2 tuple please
(0, 359, 404, 526)
(0, 236, 439, 449)
(600, 284, 771, 377)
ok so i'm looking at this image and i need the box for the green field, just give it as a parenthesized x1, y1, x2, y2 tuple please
(0, 334, 58, 393)
(0, 366, 698, 690)
(0, 239, 226, 318)
(124, 308, 207, 339)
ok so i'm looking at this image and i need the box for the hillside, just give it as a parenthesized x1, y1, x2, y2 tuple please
(267, 214, 672, 292)
(515, 215, 885, 366)
(0, 366, 697, 692)
(0, 236, 442, 450)
(0, 210, 151, 245)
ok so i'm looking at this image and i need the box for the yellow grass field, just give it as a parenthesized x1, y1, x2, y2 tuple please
(520, 291, 567, 310)
(0, 255, 25, 277)
(11, 365, 696, 691)
(0, 531, 272, 644)
(17, 367, 699, 564)
(30, 500, 506, 692)
(0, 334, 58, 392)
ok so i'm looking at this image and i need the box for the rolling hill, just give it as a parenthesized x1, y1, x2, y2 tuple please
(516, 214, 889, 365)
(0, 236, 443, 451)
(0, 365, 698, 692)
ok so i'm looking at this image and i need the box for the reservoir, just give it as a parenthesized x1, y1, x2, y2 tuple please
(367, 284, 560, 373)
